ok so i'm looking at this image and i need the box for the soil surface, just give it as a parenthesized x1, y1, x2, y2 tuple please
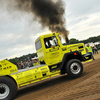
(15, 50, 100, 100)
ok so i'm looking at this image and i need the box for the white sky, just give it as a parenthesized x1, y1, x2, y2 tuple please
(0, 0, 100, 60)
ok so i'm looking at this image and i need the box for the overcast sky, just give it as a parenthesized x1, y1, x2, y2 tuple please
(0, 0, 100, 60)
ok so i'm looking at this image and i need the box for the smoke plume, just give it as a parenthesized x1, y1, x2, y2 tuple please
(15, 0, 69, 44)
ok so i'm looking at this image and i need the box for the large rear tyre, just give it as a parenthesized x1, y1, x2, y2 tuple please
(65, 59, 83, 78)
(0, 76, 17, 100)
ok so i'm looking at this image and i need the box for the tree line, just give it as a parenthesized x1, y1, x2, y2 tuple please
(69, 35, 100, 44)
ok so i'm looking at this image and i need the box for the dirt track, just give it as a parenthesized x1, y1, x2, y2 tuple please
(15, 51, 100, 100)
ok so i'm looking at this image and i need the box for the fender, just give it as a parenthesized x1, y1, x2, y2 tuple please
(60, 51, 83, 69)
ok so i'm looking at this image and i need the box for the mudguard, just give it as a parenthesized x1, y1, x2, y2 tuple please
(60, 51, 84, 69)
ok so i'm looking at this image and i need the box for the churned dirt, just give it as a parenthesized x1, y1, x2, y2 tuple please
(15, 50, 100, 100)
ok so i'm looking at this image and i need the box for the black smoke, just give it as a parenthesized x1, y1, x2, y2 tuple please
(16, 0, 69, 44)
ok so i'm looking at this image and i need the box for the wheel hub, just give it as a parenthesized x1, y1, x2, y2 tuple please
(0, 86, 6, 94)
(73, 66, 78, 70)
(0, 84, 10, 99)
(70, 62, 81, 74)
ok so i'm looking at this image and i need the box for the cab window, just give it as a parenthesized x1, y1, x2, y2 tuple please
(44, 36, 58, 49)
(35, 40, 42, 50)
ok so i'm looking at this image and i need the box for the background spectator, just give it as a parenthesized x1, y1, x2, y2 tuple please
(29, 60, 33, 67)
(31, 59, 34, 66)
(24, 61, 29, 68)
(94, 44, 99, 54)
(33, 60, 39, 66)
(86, 44, 95, 60)
(20, 61, 24, 69)
(17, 63, 21, 69)
(92, 46, 95, 54)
